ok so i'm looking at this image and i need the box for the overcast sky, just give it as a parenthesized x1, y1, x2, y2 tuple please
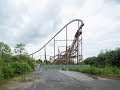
(0, 0, 120, 59)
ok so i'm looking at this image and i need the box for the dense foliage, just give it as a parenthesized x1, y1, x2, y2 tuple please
(0, 42, 35, 82)
(83, 48, 120, 67)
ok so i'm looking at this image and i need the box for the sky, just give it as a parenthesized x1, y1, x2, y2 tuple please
(0, 0, 120, 60)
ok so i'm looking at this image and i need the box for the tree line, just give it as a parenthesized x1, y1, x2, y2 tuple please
(0, 41, 35, 82)
(83, 48, 120, 67)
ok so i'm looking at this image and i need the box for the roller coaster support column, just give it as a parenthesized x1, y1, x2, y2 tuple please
(77, 36, 79, 64)
(77, 21, 80, 64)
(81, 30, 83, 61)
(66, 26, 68, 65)
(54, 38, 55, 61)
(44, 47, 47, 62)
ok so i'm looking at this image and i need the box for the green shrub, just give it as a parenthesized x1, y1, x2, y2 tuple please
(11, 62, 32, 75)
(26, 60, 35, 70)
(0, 42, 36, 82)
(18, 55, 35, 70)
(2, 64, 14, 79)
(0, 66, 4, 81)
(11, 56, 21, 62)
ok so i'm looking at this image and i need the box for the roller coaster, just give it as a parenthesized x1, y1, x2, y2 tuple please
(30, 19, 84, 64)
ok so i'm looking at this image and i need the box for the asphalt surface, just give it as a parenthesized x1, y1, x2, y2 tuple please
(1, 69, 120, 90)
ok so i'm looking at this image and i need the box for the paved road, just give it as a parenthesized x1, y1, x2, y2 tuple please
(1, 69, 120, 90)
(28, 69, 92, 90)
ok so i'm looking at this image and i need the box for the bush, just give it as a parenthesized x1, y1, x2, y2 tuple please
(26, 59, 35, 70)
(2, 64, 14, 79)
(18, 55, 35, 70)
(0, 41, 36, 82)
(0, 66, 4, 81)
(0, 62, 34, 80)
(11, 62, 32, 75)
(11, 56, 21, 62)
(84, 57, 98, 65)
(0, 56, 35, 81)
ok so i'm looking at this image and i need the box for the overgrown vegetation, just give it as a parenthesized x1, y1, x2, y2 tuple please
(83, 48, 120, 68)
(66, 66, 120, 77)
(0, 41, 35, 82)
(62, 48, 120, 79)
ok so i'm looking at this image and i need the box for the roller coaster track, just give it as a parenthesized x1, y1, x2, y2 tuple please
(30, 19, 84, 64)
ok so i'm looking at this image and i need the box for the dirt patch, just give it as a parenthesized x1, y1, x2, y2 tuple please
(2, 76, 43, 90)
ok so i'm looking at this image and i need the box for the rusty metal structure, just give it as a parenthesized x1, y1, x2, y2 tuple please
(30, 19, 84, 64)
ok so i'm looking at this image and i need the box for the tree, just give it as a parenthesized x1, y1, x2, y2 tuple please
(105, 50, 114, 65)
(84, 56, 98, 65)
(97, 51, 106, 66)
(0, 42, 11, 56)
(83, 48, 120, 67)
(105, 48, 120, 67)
(14, 43, 27, 55)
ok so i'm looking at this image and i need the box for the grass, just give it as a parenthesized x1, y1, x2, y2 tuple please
(62, 66, 120, 80)
(0, 72, 35, 87)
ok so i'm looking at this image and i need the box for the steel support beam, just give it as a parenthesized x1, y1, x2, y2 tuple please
(66, 26, 68, 64)
(54, 38, 55, 61)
